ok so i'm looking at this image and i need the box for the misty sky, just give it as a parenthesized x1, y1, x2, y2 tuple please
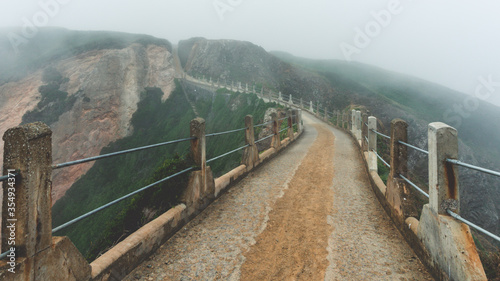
(1, 0, 500, 106)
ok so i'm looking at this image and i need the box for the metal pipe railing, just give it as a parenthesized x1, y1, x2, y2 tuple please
(399, 174, 429, 198)
(398, 141, 429, 155)
(52, 166, 194, 233)
(52, 137, 195, 170)
(447, 209, 500, 243)
(254, 120, 274, 128)
(206, 127, 247, 138)
(206, 144, 250, 164)
(446, 159, 500, 178)
(255, 134, 274, 144)
(0, 175, 9, 182)
(370, 129, 391, 140)
(373, 149, 390, 168)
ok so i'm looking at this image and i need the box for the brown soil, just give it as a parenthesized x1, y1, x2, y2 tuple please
(239, 124, 335, 281)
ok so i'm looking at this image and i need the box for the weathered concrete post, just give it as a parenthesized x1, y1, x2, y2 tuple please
(309, 101, 314, 112)
(287, 110, 294, 141)
(350, 109, 356, 133)
(278, 92, 282, 102)
(385, 119, 414, 220)
(184, 118, 215, 214)
(368, 116, 378, 172)
(416, 122, 486, 281)
(355, 111, 362, 141)
(362, 113, 368, 151)
(1, 122, 91, 280)
(242, 115, 259, 169)
(289, 94, 293, 105)
(270, 113, 281, 149)
(428, 123, 459, 215)
(292, 109, 301, 133)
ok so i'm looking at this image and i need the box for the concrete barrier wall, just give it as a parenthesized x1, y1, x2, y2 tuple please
(328, 112, 487, 281)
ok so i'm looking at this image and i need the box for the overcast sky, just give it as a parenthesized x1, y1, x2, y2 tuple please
(1, 0, 500, 106)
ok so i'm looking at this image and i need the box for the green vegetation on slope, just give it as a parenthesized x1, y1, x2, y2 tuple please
(52, 80, 277, 260)
(52, 81, 196, 259)
(22, 67, 76, 126)
(187, 83, 278, 177)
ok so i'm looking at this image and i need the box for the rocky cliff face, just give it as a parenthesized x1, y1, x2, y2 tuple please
(0, 43, 175, 203)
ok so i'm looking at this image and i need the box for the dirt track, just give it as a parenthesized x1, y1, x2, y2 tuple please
(239, 124, 335, 280)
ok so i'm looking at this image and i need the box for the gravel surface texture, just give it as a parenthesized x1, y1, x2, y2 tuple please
(124, 113, 433, 281)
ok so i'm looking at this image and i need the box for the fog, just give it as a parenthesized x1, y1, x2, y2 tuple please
(1, 0, 500, 106)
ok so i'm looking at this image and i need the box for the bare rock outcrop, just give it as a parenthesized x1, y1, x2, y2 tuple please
(0, 43, 175, 203)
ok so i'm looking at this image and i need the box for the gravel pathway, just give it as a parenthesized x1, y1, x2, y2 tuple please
(323, 119, 432, 281)
(123, 115, 317, 281)
(124, 113, 433, 281)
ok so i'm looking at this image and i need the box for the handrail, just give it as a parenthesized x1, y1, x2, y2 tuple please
(52, 166, 194, 233)
(254, 120, 274, 128)
(0, 175, 9, 182)
(446, 159, 500, 178)
(255, 134, 274, 144)
(206, 144, 250, 163)
(398, 141, 429, 155)
(206, 127, 247, 138)
(52, 137, 195, 170)
(372, 149, 390, 168)
(399, 174, 429, 198)
(447, 209, 500, 243)
(0, 250, 10, 259)
(370, 129, 391, 140)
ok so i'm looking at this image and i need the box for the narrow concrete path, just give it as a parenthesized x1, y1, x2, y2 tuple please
(124, 113, 432, 281)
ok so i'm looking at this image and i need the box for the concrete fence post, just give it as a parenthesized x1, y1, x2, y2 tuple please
(1, 122, 91, 280)
(296, 109, 303, 133)
(416, 122, 486, 280)
(356, 110, 362, 141)
(184, 118, 215, 214)
(362, 113, 368, 151)
(368, 116, 378, 172)
(287, 110, 294, 141)
(428, 122, 459, 215)
(289, 94, 293, 105)
(271, 113, 280, 149)
(385, 119, 414, 220)
(350, 110, 355, 134)
(309, 101, 314, 113)
(242, 115, 259, 169)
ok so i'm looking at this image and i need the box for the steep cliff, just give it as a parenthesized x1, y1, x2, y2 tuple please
(0, 29, 176, 202)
